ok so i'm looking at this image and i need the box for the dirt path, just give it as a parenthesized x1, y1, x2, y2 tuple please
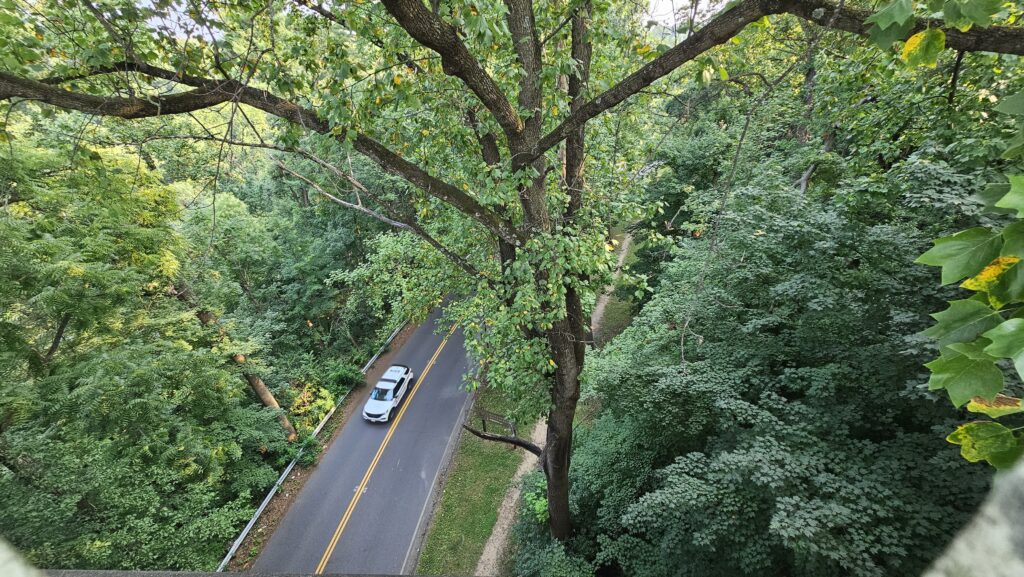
(472, 235, 634, 576)
(472, 420, 546, 577)
(591, 233, 633, 336)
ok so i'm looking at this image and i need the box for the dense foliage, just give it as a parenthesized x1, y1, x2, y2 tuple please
(1, 0, 1023, 573)
(508, 9, 1023, 577)
(0, 114, 391, 569)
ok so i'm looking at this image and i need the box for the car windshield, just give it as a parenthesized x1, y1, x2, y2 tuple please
(370, 387, 394, 401)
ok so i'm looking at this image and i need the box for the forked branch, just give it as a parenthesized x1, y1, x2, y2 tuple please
(524, 0, 1024, 165)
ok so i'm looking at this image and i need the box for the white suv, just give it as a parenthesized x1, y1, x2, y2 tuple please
(362, 364, 414, 423)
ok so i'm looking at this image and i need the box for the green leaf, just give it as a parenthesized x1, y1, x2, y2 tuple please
(1002, 221, 1024, 258)
(926, 343, 1003, 407)
(994, 175, 1024, 216)
(996, 92, 1024, 116)
(976, 182, 1014, 215)
(916, 227, 1003, 284)
(940, 0, 975, 31)
(902, 28, 946, 68)
(923, 299, 1002, 345)
(985, 444, 1024, 469)
(1005, 129, 1024, 160)
(868, 18, 915, 49)
(866, 0, 915, 30)
(983, 318, 1024, 379)
(967, 394, 1024, 418)
(960, 0, 1003, 28)
(947, 340, 997, 360)
(947, 421, 1021, 468)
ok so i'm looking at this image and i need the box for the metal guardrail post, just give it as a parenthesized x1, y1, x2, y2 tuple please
(215, 320, 408, 572)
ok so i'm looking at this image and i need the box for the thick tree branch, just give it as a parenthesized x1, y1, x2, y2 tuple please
(523, 0, 1024, 165)
(379, 0, 524, 139)
(462, 424, 543, 456)
(563, 1, 592, 220)
(0, 66, 521, 246)
(351, 134, 522, 244)
(44, 313, 71, 362)
(504, 0, 543, 140)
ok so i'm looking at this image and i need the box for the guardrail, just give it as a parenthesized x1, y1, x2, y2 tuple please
(215, 321, 409, 572)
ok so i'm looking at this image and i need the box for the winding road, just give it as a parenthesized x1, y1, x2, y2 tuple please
(253, 309, 470, 575)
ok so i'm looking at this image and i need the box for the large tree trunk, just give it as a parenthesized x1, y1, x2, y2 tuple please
(179, 285, 300, 444)
(543, 286, 588, 540)
(233, 353, 299, 442)
(534, 1, 594, 541)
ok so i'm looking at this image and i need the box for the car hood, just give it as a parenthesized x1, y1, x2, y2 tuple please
(363, 398, 392, 415)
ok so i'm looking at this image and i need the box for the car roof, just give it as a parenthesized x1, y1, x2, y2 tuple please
(382, 365, 409, 379)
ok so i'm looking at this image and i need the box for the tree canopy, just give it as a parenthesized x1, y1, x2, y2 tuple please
(2, 0, 1024, 572)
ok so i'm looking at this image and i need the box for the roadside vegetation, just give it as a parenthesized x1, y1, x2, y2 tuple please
(0, 115, 398, 569)
(417, 386, 526, 576)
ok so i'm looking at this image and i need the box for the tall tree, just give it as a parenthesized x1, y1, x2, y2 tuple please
(1, 0, 1022, 539)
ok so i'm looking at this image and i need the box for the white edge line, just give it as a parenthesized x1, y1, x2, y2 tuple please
(400, 359, 474, 575)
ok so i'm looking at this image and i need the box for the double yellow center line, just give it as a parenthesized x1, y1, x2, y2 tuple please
(314, 324, 458, 575)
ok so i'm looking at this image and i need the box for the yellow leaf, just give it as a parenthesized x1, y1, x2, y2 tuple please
(393, 75, 402, 85)
(636, 44, 652, 55)
(551, 105, 559, 116)
(961, 256, 1020, 292)
(967, 394, 1024, 418)
(902, 31, 925, 61)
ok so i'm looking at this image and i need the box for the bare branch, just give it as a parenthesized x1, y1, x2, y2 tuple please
(0, 66, 521, 246)
(82, 0, 141, 67)
(44, 313, 71, 362)
(275, 160, 407, 228)
(462, 424, 543, 456)
(274, 161, 485, 279)
(289, 0, 424, 73)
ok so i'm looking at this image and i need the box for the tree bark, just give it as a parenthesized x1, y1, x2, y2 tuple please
(44, 313, 71, 362)
(233, 353, 298, 442)
(174, 285, 299, 444)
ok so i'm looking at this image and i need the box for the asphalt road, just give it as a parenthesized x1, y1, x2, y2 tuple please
(253, 309, 470, 575)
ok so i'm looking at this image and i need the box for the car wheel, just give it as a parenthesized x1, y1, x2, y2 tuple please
(388, 408, 394, 421)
